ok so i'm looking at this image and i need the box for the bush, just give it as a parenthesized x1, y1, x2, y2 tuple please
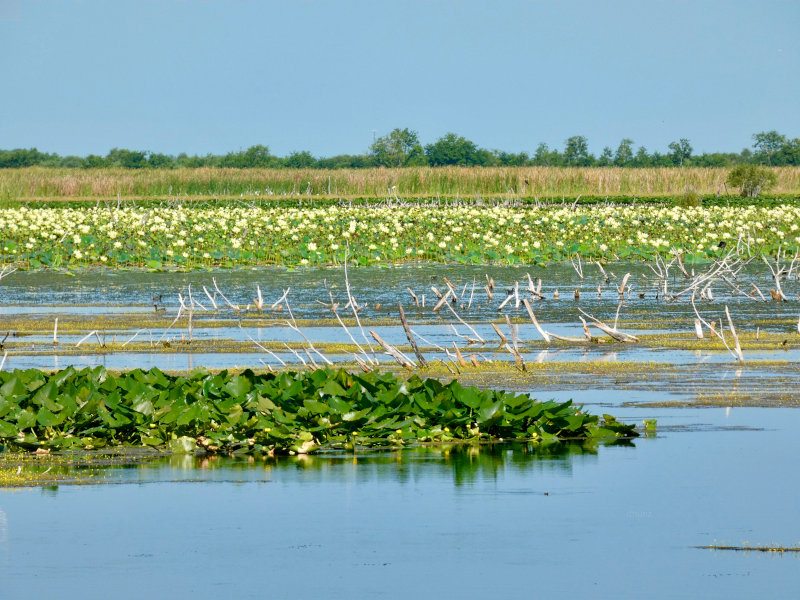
(673, 188, 702, 208)
(727, 165, 778, 197)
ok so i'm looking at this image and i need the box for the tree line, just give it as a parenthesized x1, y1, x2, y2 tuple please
(1, 129, 798, 169)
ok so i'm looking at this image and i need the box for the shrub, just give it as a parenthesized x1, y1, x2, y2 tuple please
(727, 165, 778, 197)
(673, 188, 702, 208)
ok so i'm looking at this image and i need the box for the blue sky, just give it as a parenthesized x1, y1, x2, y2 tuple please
(1, 0, 798, 157)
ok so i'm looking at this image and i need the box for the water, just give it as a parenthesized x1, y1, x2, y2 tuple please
(1, 264, 799, 596)
(1, 408, 798, 598)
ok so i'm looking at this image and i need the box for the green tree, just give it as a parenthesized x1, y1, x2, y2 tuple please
(106, 148, 147, 168)
(726, 164, 778, 197)
(284, 151, 317, 168)
(563, 136, 591, 166)
(633, 146, 651, 167)
(532, 142, 561, 166)
(597, 147, 613, 166)
(219, 145, 276, 168)
(667, 138, 692, 166)
(493, 151, 530, 166)
(774, 138, 800, 166)
(614, 139, 634, 166)
(370, 128, 425, 167)
(424, 133, 480, 166)
(752, 130, 787, 165)
(147, 152, 174, 168)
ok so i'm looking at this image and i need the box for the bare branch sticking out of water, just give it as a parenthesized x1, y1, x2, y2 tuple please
(238, 324, 286, 367)
(270, 288, 290, 310)
(523, 299, 587, 343)
(122, 330, 143, 347)
(212, 278, 239, 311)
(370, 329, 415, 369)
(491, 322, 508, 345)
(398, 303, 428, 367)
(725, 306, 745, 363)
(344, 246, 377, 360)
(570, 253, 583, 279)
(443, 300, 485, 344)
(202, 286, 218, 310)
(577, 308, 639, 343)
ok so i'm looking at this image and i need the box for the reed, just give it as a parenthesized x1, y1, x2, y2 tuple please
(3, 166, 799, 200)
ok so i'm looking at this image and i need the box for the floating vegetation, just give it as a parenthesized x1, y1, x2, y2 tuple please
(0, 366, 637, 456)
(1, 204, 799, 270)
(696, 544, 800, 553)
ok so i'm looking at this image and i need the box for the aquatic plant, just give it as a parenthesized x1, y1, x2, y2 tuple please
(1, 203, 798, 269)
(0, 366, 637, 455)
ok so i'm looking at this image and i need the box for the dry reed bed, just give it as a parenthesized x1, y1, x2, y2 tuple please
(2, 166, 800, 199)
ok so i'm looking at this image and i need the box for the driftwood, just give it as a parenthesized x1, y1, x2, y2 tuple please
(522, 299, 588, 343)
(497, 293, 514, 311)
(443, 301, 485, 343)
(725, 306, 745, 362)
(451, 342, 467, 368)
(577, 308, 639, 343)
(504, 343, 525, 371)
(407, 287, 420, 307)
(398, 303, 428, 367)
(370, 330, 415, 369)
(491, 322, 508, 344)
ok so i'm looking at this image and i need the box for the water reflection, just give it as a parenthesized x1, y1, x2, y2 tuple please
(21, 440, 633, 493)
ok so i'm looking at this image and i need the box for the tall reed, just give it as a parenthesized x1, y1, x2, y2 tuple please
(2, 166, 799, 199)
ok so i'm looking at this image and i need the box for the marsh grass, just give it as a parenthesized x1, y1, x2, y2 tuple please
(3, 166, 800, 200)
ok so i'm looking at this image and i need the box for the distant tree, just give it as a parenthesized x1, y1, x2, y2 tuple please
(316, 154, 371, 169)
(370, 128, 425, 167)
(60, 155, 85, 168)
(284, 151, 317, 169)
(667, 138, 693, 166)
(424, 133, 480, 166)
(597, 147, 613, 167)
(727, 164, 778, 197)
(752, 130, 787, 165)
(147, 152, 174, 168)
(614, 139, 634, 166)
(0, 148, 48, 168)
(106, 148, 147, 168)
(219, 145, 276, 168)
(83, 154, 107, 168)
(474, 148, 496, 167)
(632, 146, 651, 168)
(494, 151, 530, 166)
(773, 138, 800, 166)
(563, 136, 591, 166)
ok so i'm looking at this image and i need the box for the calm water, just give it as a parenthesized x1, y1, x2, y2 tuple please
(1, 407, 798, 598)
(2, 265, 799, 597)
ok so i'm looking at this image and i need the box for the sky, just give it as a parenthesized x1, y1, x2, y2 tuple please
(1, 0, 799, 158)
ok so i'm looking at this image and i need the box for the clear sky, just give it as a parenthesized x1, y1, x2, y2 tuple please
(1, 0, 798, 157)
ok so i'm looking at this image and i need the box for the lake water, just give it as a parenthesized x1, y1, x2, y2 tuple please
(1, 264, 799, 597)
(1, 406, 798, 598)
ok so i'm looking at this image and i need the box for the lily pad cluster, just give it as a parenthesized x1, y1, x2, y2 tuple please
(0, 366, 637, 455)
